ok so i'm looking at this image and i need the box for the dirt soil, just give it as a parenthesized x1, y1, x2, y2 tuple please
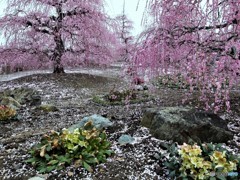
(0, 73, 239, 180)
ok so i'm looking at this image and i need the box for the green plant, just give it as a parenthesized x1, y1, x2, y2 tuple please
(0, 105, 16, 121)
(92, 95, 108, 105)
(107, 89, 137, 102)
(26, 121, 113, 173)
(158, 143, 240, 180)
(158, 143, 182, 178)
(179, 143, 213, 179)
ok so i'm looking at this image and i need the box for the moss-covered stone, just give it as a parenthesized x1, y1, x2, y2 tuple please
(141, 107, 233, 144)
(92, 90, 152, 106)
(38, 104, 58, 112)
(0, 88, 41, 106)
(1, 97, 21, 109)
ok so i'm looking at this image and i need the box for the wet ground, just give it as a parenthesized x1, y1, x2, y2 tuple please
(0, 65, 239, 180)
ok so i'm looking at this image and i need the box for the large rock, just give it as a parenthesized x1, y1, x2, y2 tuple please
(68, 114, 113, 132)
(141, 107, 233, 144)
(0, 88, 41, 106)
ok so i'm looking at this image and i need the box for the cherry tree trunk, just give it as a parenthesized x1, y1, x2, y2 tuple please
(53, 65, 65, 73)
(52, 31, 65, 73)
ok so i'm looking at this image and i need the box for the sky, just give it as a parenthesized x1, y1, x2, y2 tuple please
(105, 0, 147, 36)
(0, 0, 147, 36)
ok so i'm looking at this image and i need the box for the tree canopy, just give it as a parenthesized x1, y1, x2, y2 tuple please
(133, 0, 240, 111)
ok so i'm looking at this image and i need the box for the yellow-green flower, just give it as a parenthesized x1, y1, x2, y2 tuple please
(202, 160, 212, 169)
(212, 151, 226, 160)
(190, 157, 203, 168)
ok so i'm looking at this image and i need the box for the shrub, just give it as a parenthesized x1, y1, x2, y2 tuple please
(158, 143, 239, 179)
(107, 89, 137, 102)
(26, 121, 113, 173)
(0, 105, 16, 121)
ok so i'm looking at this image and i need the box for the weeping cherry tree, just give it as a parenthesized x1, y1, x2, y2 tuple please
(0, 0, 117, 73)
(133, 0, 240, 111)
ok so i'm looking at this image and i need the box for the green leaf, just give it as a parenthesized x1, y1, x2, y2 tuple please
(164, 162, 174, 169)
(169, 170, 175, 177)
(216, 175, 226, 180)
(86, 157, 99, 164)
(215, 143, 223, 149)
(105, 150, 113, 156)
(210, 177, 216, 180)
(208, 143, 214, 151)
(44, 154, 51, 161)
(100, 132, 106, 140)
(202, 145, 208, 154)
(25, 157, 36, 163)
(56, 165, 64, 170)
(46, 145, 52, 151)
(46, 165, 56, 172)
(216, 167, 224, 172)
(83, 162, 93, 172)
(48, 160, 59, 165)
(37, 166, 47, 173)
(169, 144, 177, 156)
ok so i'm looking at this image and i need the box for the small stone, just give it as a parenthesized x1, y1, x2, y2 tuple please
(143, 85, 148, 90)
(67, 171, 74, 177)
(135, 85, 144, 91)
(159, 142, 168, 150)
(28, 177, 45, 180)
(30, 95, 42, 106)
(38, 104, 58, 112)
(68, 114, 113, 132)
(155, 165, 163, 175)
(118, 135, 135, 145)
(153, 153, 161, 160)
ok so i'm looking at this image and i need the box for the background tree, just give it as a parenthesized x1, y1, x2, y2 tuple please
(115, 0, 134, 62)
(133, 0, 240, 111)
(0, 0, 117, 73)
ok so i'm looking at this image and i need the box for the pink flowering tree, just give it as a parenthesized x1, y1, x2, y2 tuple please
(0, 0, 117, 73)
(133, 0, 240, 111)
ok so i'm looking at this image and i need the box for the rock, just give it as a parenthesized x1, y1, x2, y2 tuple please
(143, 85, 148, 90)
(28, 176, 45, 180)
(0, 88, 40, 106)
(0, 96, 21, 109)
(38, 104, 58, 112)
(30, 95, 42, 106)
(68, 114, 113, 132)
(0, 126, 11, 135)
(118, 135, 135, 145)
(135, 85, 144, 91)
(141, 107, 234, 144)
